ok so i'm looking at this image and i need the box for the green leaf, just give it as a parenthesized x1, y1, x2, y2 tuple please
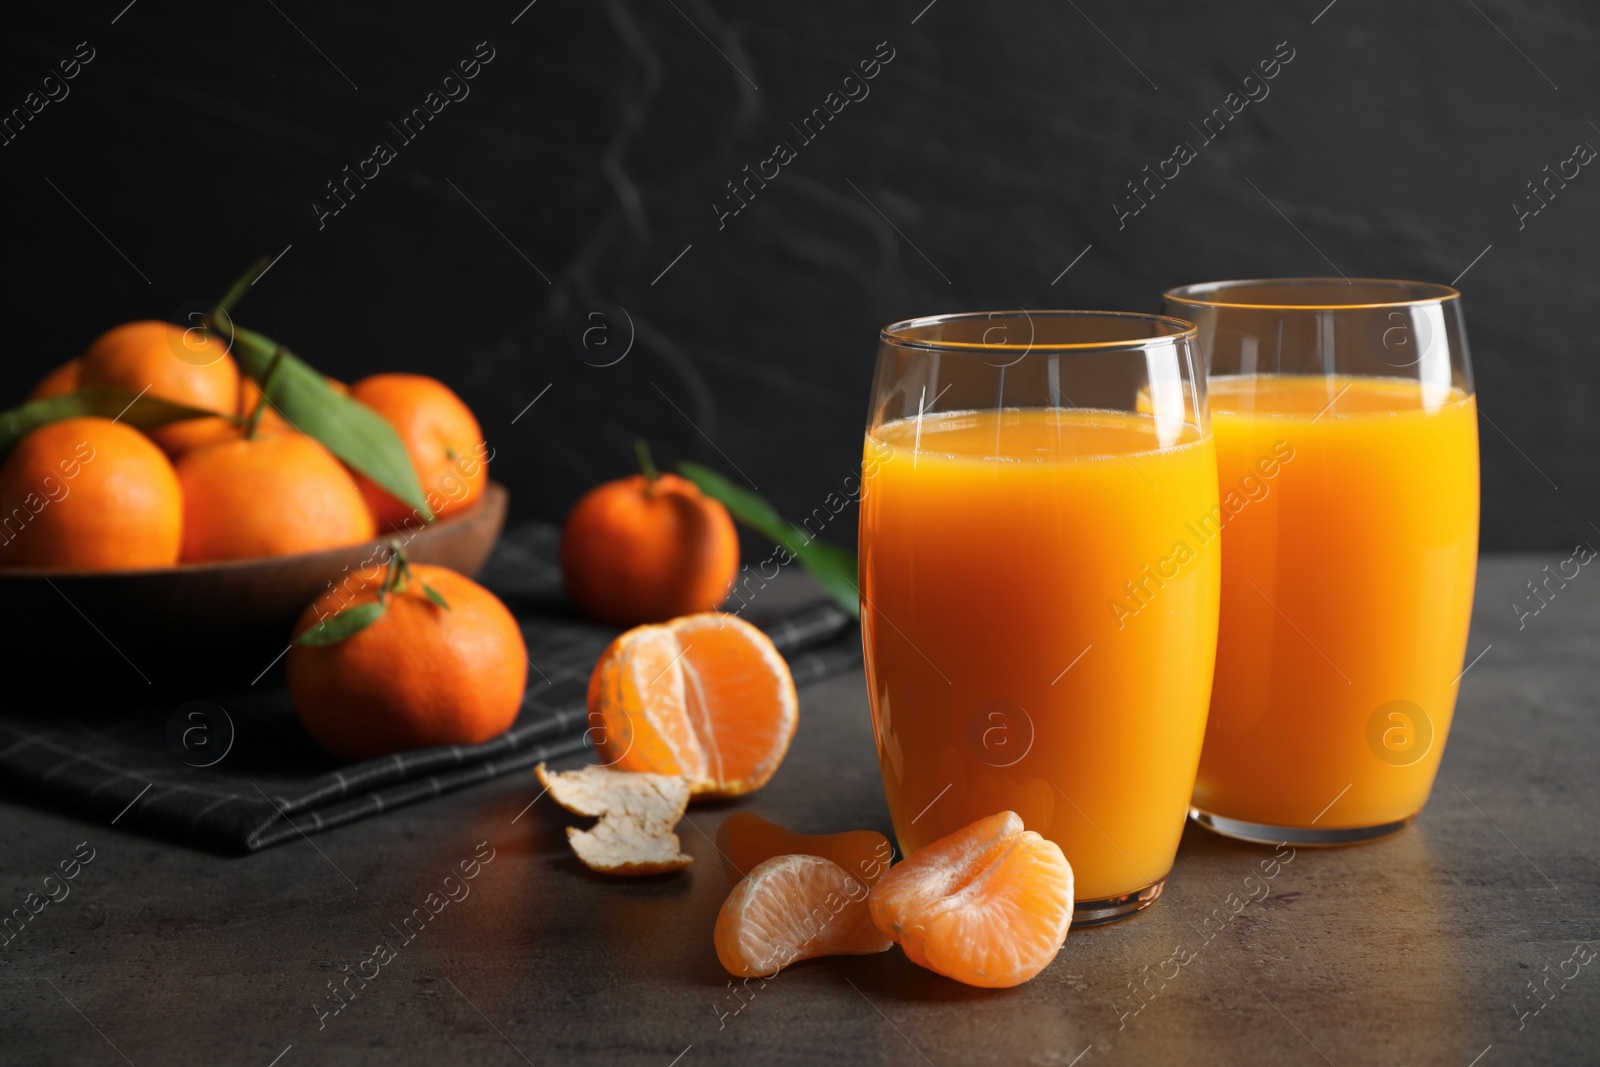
(0, 387, 230, 458)
(785, 538, 861, 618)
(223, 324, 433, 521)
(420, 583, 451, 610)
(675, 460, 860, 618)
(294, 601, 387, 647)
(676, 462, 790, 538)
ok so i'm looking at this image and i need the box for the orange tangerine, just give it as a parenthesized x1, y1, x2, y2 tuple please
(0, 416, 181, 570)
(174, 432, 375, 562)
(288, 563, 527, 761)
(75, 321, 239, 456)
(561, 470, 739, 627)
(349, 373, 487, 528)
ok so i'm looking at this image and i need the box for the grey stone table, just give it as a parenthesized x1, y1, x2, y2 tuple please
(2, 555, 1595, 1066)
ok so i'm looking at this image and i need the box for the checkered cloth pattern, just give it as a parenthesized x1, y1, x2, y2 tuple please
(0, 523, 861, 852)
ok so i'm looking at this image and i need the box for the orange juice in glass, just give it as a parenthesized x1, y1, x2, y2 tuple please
(1165, 280, 1480, 844)
(860, 311, 1219, 923)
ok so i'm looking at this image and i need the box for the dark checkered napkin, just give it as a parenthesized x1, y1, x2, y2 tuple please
(0, 523, 861, 853)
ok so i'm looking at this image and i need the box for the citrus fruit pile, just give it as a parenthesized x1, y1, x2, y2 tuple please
(1, 319, 488, 571)
(1, 288, 525, 767)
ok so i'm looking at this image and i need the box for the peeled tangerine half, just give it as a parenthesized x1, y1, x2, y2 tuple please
(869, 811, 1074, 988)
(715, 855, 892, 978)
(587, 613, 798, 798)
(716, 811, 895, 888)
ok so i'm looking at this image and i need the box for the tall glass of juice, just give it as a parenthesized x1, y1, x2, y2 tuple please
(860, 311, 1219, 924)
(1164, 279, 1480, 845)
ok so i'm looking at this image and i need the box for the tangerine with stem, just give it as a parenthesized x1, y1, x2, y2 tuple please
(173, 377, 374, 562)
(562, 440, 739, 626)
(287, 554, 528, 761)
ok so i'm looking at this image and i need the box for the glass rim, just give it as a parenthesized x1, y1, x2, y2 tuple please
(1164, 277, 1461, 311)
(879, 309, 1198, 353)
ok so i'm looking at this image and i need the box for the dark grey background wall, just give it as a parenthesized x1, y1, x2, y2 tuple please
(2, 1, 1595, 551)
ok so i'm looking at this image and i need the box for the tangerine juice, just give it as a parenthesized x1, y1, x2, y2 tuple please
(1195, 375, 1479, 830)
(859, 408, 1219, 902)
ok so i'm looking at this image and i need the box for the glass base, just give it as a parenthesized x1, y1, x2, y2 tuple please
(1073, 879, 1165, 926)
(1189, 808, 1414, 846)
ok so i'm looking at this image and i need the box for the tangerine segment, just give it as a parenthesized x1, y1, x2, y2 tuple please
(587, 613, 797, 798)
(716, 812, 895, 887)
(869, 811, 1074, 988)
(715, 855, 892, 978)
(588, 627, 701, 780)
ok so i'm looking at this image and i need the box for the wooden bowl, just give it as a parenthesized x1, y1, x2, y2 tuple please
(0, 482, 508, 694)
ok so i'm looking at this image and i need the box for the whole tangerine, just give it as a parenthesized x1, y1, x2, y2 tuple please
(348, 373, 488, 529)
(174, 431, 375, 562)
(75, 321, 240, 457)
(0, 416, 181, 570)
(287, 561, 528, 761)
(561, 453, 739, 627)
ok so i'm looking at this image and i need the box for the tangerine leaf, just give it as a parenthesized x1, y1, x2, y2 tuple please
(294, 601, 387, 647)
(223, 324, 433, 521)
(784, 538, 860, 619)
(677, 461, 788, 537)
(0, 387, 228, 458)
(675, 460, 860, 618)
(420, 583, 451, 610)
